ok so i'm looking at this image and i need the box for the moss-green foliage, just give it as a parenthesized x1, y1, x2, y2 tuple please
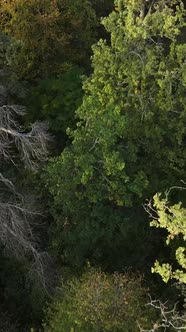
(44, 268, 157, 332)
(26, 67, 84, 149)
(150, 193, 186, 284)
(45, 0, 186, 266)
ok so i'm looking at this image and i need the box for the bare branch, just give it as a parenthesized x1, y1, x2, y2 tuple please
(89, 137, 99, 152)
(138, 295, 186, 332)
(0, 105, 51, 169)
(0, 94, 53, 291)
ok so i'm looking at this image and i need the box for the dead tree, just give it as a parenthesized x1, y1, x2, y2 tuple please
(0, 86, 53, 291)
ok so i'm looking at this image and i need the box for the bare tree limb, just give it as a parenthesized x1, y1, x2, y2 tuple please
(138, 295, 186, 332)
(0, 105, 51, 169)
(0, 94, 54, 291)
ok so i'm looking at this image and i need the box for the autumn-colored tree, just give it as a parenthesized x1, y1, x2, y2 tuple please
(0, 0, 97, 79)
(44, 268, 157, 332)
(0, 0, 60, 78)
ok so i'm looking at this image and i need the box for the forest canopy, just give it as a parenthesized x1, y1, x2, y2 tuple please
(0, 1, 185, 331)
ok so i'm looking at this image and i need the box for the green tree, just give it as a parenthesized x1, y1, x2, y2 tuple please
(45, 0, 186, 266)
(147, 193, 186, 284)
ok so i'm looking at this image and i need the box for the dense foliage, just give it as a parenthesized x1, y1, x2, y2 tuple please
(45, 0, 186, 268)
(0, 0, 185, 331)
(26, 67, 84, 149)
(0, 0, 98, 79)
